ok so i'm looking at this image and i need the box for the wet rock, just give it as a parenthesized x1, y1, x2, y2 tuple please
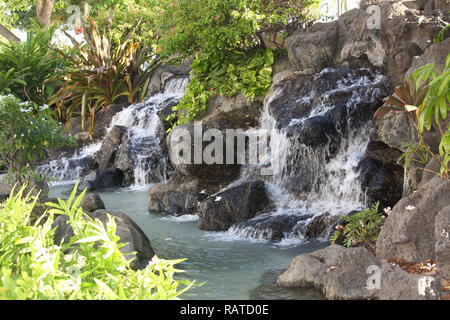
(80, 193, 106, 212)
(285, 21, 339, 73)
(147, 63, 191, 96)
(435, 206, 450, 279)
(95, 125, 128, 170)
(376, 175, 450, 262)
(249, 269, 326, 300)
(79, 168, 125, 191)
(93, 104, 128, 139)
(305, 213, 343, 239)
(286, 116, 341, 151)
(230, 212, 311, 241)
(197, 181, 273, 231)
(53, 209, 155, 270)
(357, 157, 404, 208)
(147, 172, 207, 215)
(277, 245, 379, 300)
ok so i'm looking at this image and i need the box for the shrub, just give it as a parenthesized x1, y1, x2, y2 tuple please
(167, 49, 274, 128)
(0, 27, 66, 106)
(330, 203, 384, 252)
(0, 186, 193, 300)
(50, 20, 158, 135)
(154, 0, 320, 61)
(0, 95, 75, 184)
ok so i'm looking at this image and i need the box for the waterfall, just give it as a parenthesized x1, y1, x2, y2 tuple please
(230, 68, 387, 241)
(39, 77, 189, 187)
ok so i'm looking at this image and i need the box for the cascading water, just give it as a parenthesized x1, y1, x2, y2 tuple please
(229, 68, 389, 241)
(39, 77, 189, 187)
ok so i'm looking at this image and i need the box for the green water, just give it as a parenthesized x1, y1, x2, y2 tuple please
(50, 185, 325, 300)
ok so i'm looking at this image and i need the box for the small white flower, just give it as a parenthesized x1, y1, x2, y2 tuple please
(215, 196, 222, 202)
(200, 189, 206, 194)
(405, 205, 415, 211)
(383, 207, 392, 215)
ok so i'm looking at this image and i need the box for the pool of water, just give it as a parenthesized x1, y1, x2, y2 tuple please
(50, 185, 326, 300)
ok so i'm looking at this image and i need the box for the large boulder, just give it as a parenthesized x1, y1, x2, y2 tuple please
(167, 122, 242, 184)
(277, 245, 379, 300)
(95, 125, 128, 170)
(285, 21, 339, 74)
(197, 180, 273, 231)
(79, 168, 125, 191)
(357, 157, 404, 208)
(377, 262, 440, 300)
(147, 172, 210, 215)
(376, 175, 450, 262)
(80, 193, 106, 212)
(435, 206, 450, 279)
(277, 244, 440, 300)
(336, 1, 449, 85)
(53, 209, 155, 270)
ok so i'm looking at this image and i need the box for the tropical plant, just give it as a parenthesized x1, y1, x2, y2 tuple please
(374, 75, 427, 121)
(0, 95, 75, 184)
(374, 53, 450, 178)
(0, 68, 27, 95)
(50, 20, 158, 135)
(330, 202, 384, 252)
(0, 26, 66, 106)
(0, 185, 193, 300)
(167, 49, 274, 129)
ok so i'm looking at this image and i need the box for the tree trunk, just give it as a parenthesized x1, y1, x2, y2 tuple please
(0, 24, 20, 42)
(36, 0, 55, 28)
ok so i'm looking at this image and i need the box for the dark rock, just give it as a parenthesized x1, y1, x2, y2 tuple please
(80, 193, 106, 212)
(95, 125, 128, 170)
(79, 168, 125, 191)
(197, 181, 273, 231)
(93, 104, 128, 139)
(305, 213, 343, 239)
(230, 212, 311, 241)
(376, 175, 450, 262)
(53, 209, 155, 270)
(286, 116, 341, 151)
(357, 157, 404, 208)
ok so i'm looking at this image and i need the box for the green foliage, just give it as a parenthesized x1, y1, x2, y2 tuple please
(330, 203, 384, 251)
(398, 142, 431, 170)
(0, 185, 193, 300)
(0, 27, 66, 106)
(154, 0, 320, 61)
(50, 20, 157, 135)
(374, 54, 450, 178)
(0, 68, 27, 95)
(413, 54, 450, 177)
(0, 95, 75, 182)
(433, 24, 450, 44)
(167, 49, 274, 128)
